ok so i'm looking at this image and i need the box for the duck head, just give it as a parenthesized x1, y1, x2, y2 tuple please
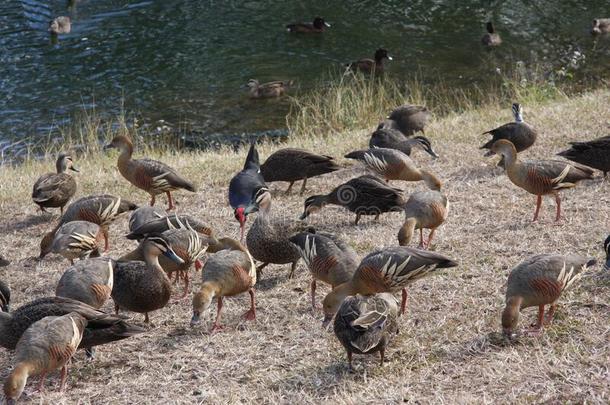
(57, 153, 79, 173)
(300, 195, 328, 220)
(374, 48, 393, 62)
(313, 17, 331, 29)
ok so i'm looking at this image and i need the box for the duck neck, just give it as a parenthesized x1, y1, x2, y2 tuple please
(420, 170, 442, 191)
(119, 247, 144, 262)
(193, 282, 220, 314)
(501, 296, 522, 333)
(0, 312, 12, 346)
(500, 145, 518, 170)
(117, 140, 134, 167)
(56, 158, 67, 173)
(144, 253, 168, 280)
(4, 362, 32, 400)
(398, 218, 417, 246)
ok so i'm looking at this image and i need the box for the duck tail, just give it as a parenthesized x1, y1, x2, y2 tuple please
(244, 141, 260, 170)
(344, 150, 366, 160)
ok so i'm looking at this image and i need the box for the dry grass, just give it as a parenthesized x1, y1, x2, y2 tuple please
(0, 90, 609, 404)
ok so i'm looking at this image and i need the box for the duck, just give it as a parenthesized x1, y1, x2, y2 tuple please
(31, 153, 78, 214)
(557, 135, 610, 177)
(502, 254, 596, 337)
(604, 235, 610, 270)
(397, 172, 448, 249)
(56, 257, 114, 309)
(347, 48, 392, 75)
(112, 236, 184, 323)
(246, 189, 306, 277)
(300, 175, 405, 225)
(0, 280, 10, 312)
(259, 148, 341, 194)
(369, 129, 438, 159)
(321, 246, 458, 325)
(190, 239, 256, 333)
(104, 136, 196, 210)
(480, 103, 537, 166)
(289, 230, 359, 309)
(40, 194, 137, 253)
(121, 227, 208, 298)
(378, 104, 431, 136)
(39, 220, 104, 264)
(481, 22, 502, 46)
(127, 213, 214, 240)
(49, 16, 71, 34)
(591, 18, 610, 35)
(344, 147, 435, 183)
(490, 139, 594, 221)
(334, 293, 398, 369)
(0, 296, 145, 353)
(229, 142, 268, 241)
(3, 312, 86, 402)
(128, 206, 167, 233)
(247, 79, 293, 99)
(286, 16, 330, 33)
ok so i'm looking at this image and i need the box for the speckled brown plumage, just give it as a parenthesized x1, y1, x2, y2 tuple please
(31, 153, 78, 214)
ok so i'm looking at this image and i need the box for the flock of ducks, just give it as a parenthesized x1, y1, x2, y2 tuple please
(1, 92, 608, 401)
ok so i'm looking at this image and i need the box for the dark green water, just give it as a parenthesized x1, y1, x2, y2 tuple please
(1, 0, 609, 156)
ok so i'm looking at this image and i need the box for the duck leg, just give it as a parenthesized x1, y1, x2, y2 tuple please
(299, 178, 308, 195)
(418, 229, 425, 248)
(526, 304, 545, 336)
(374, 213, 380, 221)
(150, 195, 156, 207)
(354, 213, 361, 225)
(210, 297, 224, 333)
(36, 372, 48, 392)
(379, 348, 385, 366)
(181, 271, 190, 299)
(544, 304, 557, 325)
(243, 289, 256, 321)
(425, 228, 437, 249)
(59, 363, 70, 391)
(288, 261, 297, 278)
(400, 288, 408, 315)
(310, 279, 317, 309)
(347, 351, 354, 371)
(554, 193, 562, 222)
(103, 229, 109, 252)
(144, 313, 150, 323)
(285, 181, 294, 194)
(256, 262, 269, 278)
(532, 195, 542, 222)
(166, 191, 175, 211)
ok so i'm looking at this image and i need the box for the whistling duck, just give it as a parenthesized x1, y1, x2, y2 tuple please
(128, 206, 167, 233)
(127, 213, 213, 240)
(0, 296, 145, 352)
(49, 16, 71, 34)
(481, 22, 502, 46)
(490, 139, 593, 221)
(369, 129, 438, 159)
(557, 135, 610, 177)
(3, 313, 85, 401)
(104, 136, 196, 210)
(345, 147, 436, 183)
(260, 148, 341, 194)
(481, 103, 537, 166)
(229, 142, 268, 241)
(247, 79, 293, 98)
(347, 48, 392, 74)
(591, 18, 610, 35)
(502, 254, 596, 337)
(378, 104, 431, 136)
(290, 230, 359, 309)
(191, 239, 256, 333)
(39, 220, 104, 264)
(334, 293, 398, 370)
(397, 172, 448, 249)
(40, 194, 137, 253)
(301, 175, 405, 225)
(32, 153, 78, 214)
(56, 257, 114, 309)
(322, 246, 458, 325)
(113, 236, 184, 323)
(286, 17, 331, 33)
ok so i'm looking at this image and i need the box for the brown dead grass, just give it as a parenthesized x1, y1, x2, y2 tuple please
(0, 90, 609, 404)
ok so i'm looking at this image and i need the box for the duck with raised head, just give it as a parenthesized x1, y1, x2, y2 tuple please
(347, 48, 392, 74)
(345, 147, 435, 184)
(104, 136, 196, 210)
(56, 257, 114, 309)
(490, 139, 594, 221)
(369, 129, 438, 159)
(289, 230, 359, 309)
(40, 194, 137, 253)
(286, 16, 331, 33)
(0, 296, 145, 353)
(334, 293, 398, 370)
(557, 135, 610, 177)
(481, 22, 502, 46)
(247, 79, 293, 98)
(113, 236, 184, 323)
(128, 206, 167, 233)
(229, 142, 268, 242)
(49, 16, 71, 34)
(32, 153, 78, 214)
(246, 189, 305, 277)
(39, 220, 104, 264)
(397, 172, 448, 249)
(502, 254, 596, 337)
(378, 104, 431, 136)
(191, 239, 256, 333)
(3, 312, 85, 402)
(301, 175, 405, 225)
(480, 103, 537, 166)
(591, 18, 610, 35)
(260, 148, 341, 194)
(321, 246, 458, 325)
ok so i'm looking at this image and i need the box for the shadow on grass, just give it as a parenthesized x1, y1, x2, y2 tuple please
(2, 213, 56, 232)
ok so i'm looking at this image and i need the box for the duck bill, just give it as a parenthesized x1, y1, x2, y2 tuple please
(190, 311, 201, 327)
(70, 165, 80, 172)
(324, 22, 331, 27)
(427, 148, 439, 159)
(387, 56, 393, 60)
(321, 313, 334, 329)
(163, 249, 185, 264)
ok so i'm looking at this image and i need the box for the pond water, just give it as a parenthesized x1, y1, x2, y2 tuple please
(1, 0, 608, 156)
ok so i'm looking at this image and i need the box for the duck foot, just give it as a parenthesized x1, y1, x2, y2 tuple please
(243, 309, 256, 321)
(210, 323, 224, 334)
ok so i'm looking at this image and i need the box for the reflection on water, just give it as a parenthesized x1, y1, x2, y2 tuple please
(0, 0, 608, 156)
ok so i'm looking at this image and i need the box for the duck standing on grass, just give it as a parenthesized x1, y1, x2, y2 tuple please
(3, 312, 85, 402)
(39, 220, 104, 264)
(32, 153, 79, 214)
(369, 129, 439, 159)
(104, 136, 196, 210)
(345, 147, 436, 184)
(378, 104, 431, 136)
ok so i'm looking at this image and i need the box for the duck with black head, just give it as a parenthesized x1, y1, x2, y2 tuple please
(481, 21, 502, 46)
(347, 48, 392, 75)
(286, 16, 330, 33)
